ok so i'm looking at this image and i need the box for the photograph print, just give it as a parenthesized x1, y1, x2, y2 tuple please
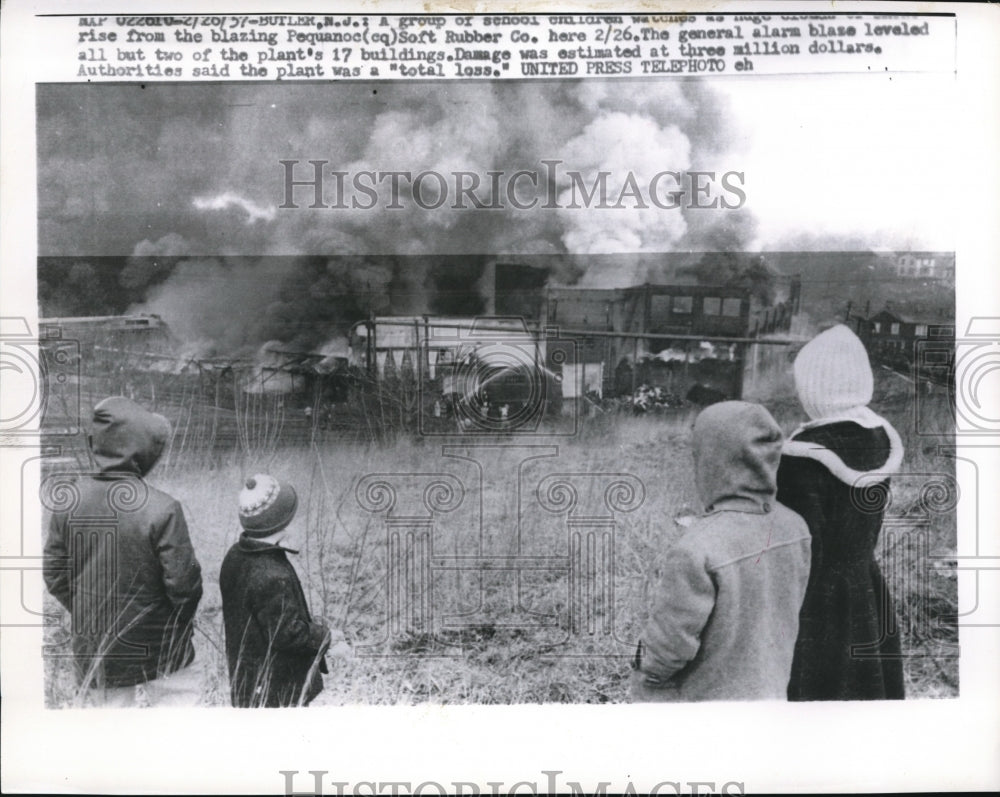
(36, 59, 958, 709)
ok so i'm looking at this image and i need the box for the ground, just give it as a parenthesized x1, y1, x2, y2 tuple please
(42, 373, 958, 706)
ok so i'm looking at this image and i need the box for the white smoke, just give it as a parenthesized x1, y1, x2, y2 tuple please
(102, 80, 758, 352)
(556, 113, 691, 264)
(193, 192, 276, 224)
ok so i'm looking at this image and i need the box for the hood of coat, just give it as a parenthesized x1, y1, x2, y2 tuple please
(783, 409, 904, 487)
(692, 401, 783, 512)
(88, 397, 171, 476)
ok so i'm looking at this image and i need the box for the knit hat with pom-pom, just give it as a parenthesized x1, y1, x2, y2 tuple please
(238, 474, 298, 536)
(793, 324, 874, 421)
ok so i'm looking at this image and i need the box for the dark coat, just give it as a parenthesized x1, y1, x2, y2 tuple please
(43, 398, 203, 689)
(633, 402, 812, 701)
(219, 535, 330, 707)
(777, 419, 906, 700)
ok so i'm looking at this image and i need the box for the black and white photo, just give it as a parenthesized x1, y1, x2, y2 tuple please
(1, 2, 998, 794)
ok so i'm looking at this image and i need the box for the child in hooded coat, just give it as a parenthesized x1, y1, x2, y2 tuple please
(778, 324, 905, 700)
(44, 397, 204, 706)
(632, 401, 812, 702)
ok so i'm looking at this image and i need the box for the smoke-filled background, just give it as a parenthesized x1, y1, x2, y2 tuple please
(37, 76, 954, 355)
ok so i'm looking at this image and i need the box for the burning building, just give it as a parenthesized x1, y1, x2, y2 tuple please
(350, 262, 802, 417)
(39, 313, 172, 356)
(38, 259, 802, 445)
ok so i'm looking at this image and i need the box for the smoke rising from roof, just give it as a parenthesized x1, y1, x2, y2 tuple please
(39, 80, 759, 354)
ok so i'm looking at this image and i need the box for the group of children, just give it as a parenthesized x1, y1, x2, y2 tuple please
(44, 324, 905, 706)
(43, 398, 333, 708)
(631, 323, 905, 701)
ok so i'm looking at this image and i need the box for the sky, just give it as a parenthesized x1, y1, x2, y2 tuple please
(718, 71, 955, 251)
(36, 72, 956, 263)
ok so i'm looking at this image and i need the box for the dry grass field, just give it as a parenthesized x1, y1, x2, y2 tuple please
(42, 371, 958, 706)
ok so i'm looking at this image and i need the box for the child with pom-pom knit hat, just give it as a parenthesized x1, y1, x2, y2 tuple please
(777, 324, 905, 700)
(237, 474, 299, 539)
(219, 474, 332, 707)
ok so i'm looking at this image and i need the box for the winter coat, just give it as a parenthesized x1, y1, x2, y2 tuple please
(778, 417, 906, 700)
(632, 402, 812, 702)
(43, 398, 203, 689)
(219, 535, 330, 707)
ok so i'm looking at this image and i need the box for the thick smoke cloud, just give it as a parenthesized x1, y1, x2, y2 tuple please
(556, 112, 691, 265)
(38, 80, 758, 354)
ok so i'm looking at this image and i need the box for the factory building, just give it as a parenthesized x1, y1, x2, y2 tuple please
(351, 263, 801, 408)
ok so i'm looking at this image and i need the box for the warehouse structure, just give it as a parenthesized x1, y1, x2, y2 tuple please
(351, 263, 802, 415)
(39, 262, 803, 442)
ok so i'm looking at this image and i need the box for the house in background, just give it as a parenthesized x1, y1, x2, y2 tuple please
(893, 252, 955, 281)
(848, 303, 955, 379)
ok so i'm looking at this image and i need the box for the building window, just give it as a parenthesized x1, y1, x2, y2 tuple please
(890, 323, 900, 335)
(915, 324, 928, 336)
(703, 297, 721, 315)
(650, 295, 671, 322)
(722, 298, 742, 317)
(873, 322, 881, 333)
(672, 296, 693, 314)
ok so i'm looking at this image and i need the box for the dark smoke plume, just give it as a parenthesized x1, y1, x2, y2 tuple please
(39, 80, 758, 355)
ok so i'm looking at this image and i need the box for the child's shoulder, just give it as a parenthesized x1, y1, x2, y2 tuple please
(144, 482, 185, 511)
(791, 420, 891, 458)
(673, 514, 730, 556)
(221, 543, 296, 589)
(785, 418, 902, 484)
(681, 506, 806, 566)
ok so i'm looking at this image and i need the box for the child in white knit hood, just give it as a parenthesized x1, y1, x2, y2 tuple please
(777, 324, 906, 700)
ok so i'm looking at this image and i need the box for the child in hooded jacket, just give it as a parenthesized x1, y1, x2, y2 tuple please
(44, 397, 204, 706)
(778, 324, 905, 700)
(632, 401, 812, 702)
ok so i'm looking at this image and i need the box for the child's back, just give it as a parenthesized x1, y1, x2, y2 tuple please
(633, 401, 811, 702)
(219, 475, 330, 708)
(219, 536, 327, 707)
(779, 324, 906, 700)
(43, 397, 203, 703)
